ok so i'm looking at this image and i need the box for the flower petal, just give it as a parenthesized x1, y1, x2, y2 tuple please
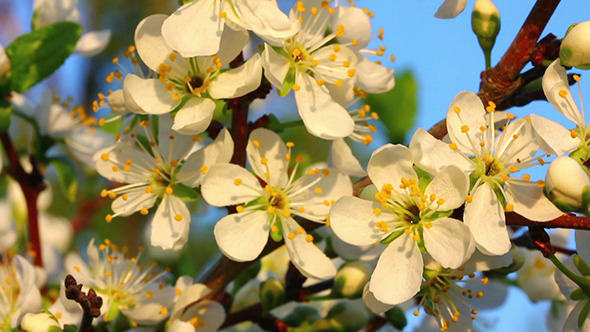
(367, 144, 414, 191)
(234, 0, 298, 44)
(425, 165, 469, 211)
(362, 284, 394, 314)
(171, 284, 211, 320)
(261, 44, 291, 88)
(505, 180, 563, 221)
(214, 211, 269, 262)
(330, 139, 366, 177)
(370, 235, 422, 305)
(446, 91, 486, 154)
(150, 195, 191, 251)
(94, 142, 154, 183)
(161, 0, 223, 57)
(111, 188, 157, 217)
(179, 301, 226, 332)
(123, 75, 175, 114)
(246, 128, 289, 187)
(290, 168, 352, 219)
(332, 6, 371, 49)
(172, 98, 216, 135)
(209, 54, 262, 99)
(543, 59, 584, 126)
(530, 113, 579, 156)
(495, 118, 538, 164)
(201, 163, 261, 206)
(409, 127, 474, 174)
(354, 55, 395, 94)
(464, 183, 511, 256)
(74, 30, 111, 56)
(576, 230, 590, 266)
(434, 0, 468, 18)
(294, 72, 354, 139)
(424, 217, 475, 268)
(330, 196, 387, 246)
(134, 14, 173, 71)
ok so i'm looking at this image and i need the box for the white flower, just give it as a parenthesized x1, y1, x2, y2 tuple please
(411, 91, 563, 256)
(560, 21, 590, 70)
(21, 312, 60, 332)
(531, 59, 586, 157)
(330, 144, 475, 305)
(202, 128, 352, 279)
(125, 14, 262, 135)
(32, 0, 111, 56)
(435, 0, 468, 19)
(545, 156, 590, 211)
(169, 283, 226, 332)
(94, 116, 233, 250)
(62, 239, 175, 325)
(261, 0, 359, 139)
(0, 43, 9, 78)
(0, 255, 42, 329)
(162, 0, 298, 58)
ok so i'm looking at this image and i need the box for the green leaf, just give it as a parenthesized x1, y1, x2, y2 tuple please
(170, 182, 199, 201)
(49, 157, 78, 201)
(365, 70, 418, 144)
(384, 306, 407, 330)
(0, 99, 12, 132)
(423, 210, 453, 222)
(380, 229, 404, 245)
(5, 22, 82, 93)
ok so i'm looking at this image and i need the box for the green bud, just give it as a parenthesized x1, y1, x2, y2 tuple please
(332, 261, 371, 299)
(560, 21, 590, 70)
(259, 278, 286, 313)
(282, 306, 321, 327)
(315, 301, 369, 332)
(574, 255, 590, 277)
(571, 288, 589, 301)
(471, 0, 501, 68)
(384, 306, 408, 330)
(545, 156, 590, 212)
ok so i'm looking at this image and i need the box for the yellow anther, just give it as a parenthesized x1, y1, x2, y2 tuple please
(105, 214, 113, 223)
(461, 125, 469, 133)
(329, 53, 337, 61)
(413, 310, 420, 316)
(140, 208, 149, 215)
(449, 143, 458, 150)
(100, 189, 108, 197)
(466, 195, 473, 203)
(373, 208, 382, 215)
(165, 187, 174, 195)
(311, 7, 319, 15)
(283, 210, 291, 217)
(267, 206, 276, 213)
(558, 89, 568, 98)
(108, 191, 117, 199)
(252, 139, 261, 147)
(425, 222, 433, 229)
(234, 178, 242, 186)
(296, 155, 304, 163)
(122, 194, 128, 201)
(236, 205, 244, 213)
(315, 187, 323, 194)
(347, 69, 356, 77)
(146, 292, 153, 299)
(343, 60, 350, 67)
(429, 194, 437, 201)
(412, 233, 420, 241)
(505, 204, 514, 212)
(305, 234, 314, 242)
(200, 165, 208, 174)
(292, 84, 301, 91)
(509, 165, 518, 173)
(298, 207, 305, 213)
(311, 59, 319, 66)
(437, 198, 445, 205)
(286, 142, 295, 148)
(316, 78, 325, 86)
(265, 184, 272, 192)
(453, 106, 461, 114)
(334, 80, 344, 87)
(261, 157, 268, 165)
(219, 11, 227, 18)
(271, 225, 279, 233)
(574, 74, 581, 82)
(322, 169, 330, 176)
(145, 186, 153, 194)
(404, 228, 413, 234)
(571, 129, 579, 138)
(174, 214, 183, 221)
(288, 232, 296, 240)
(476, 291, 484, 298)
(501, 174, 510, 181)
(112, 166, 119, 172)
(308, 169, 315, 176)
(479, 126, 486, 132)
(296, 227, 304, 235)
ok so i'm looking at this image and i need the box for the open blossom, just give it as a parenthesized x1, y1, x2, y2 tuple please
(0, 255, 42, 329)
(201, 128, 351, 279)
(125, 14, 262, 134)
(94, 115, 233, 250)
(169, 283, 226, 332)
(162, 0, 298, 57)
(411, 91, 562, 256)
(58, 239, 175, 325)
(531, 59, 586, 157)
(330, 144, 475, 305)
(261, 0, 358, 139)
(32, 0, 111, 56)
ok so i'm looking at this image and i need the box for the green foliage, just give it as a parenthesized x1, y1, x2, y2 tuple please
(385, 306, 408, 330)
(365, 70, 418, 144)
(49, 157, 79, 201)
(0, 99, 12, 132)
(170, 182, 199, 201)
(4, 22, 82, 93)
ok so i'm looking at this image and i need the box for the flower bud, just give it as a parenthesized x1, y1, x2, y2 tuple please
(259, 278, 286, 313)
(0, 45, 9, 78)
(21, 313, 60, 332)
(332, 261, 371, 299)
(315, 301, 369, 331)
(545, 156, 590, 211)
(471, 0, 501, 67)
(560, 21, 590, 70)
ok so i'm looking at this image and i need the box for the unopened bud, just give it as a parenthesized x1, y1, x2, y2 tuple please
(545, 156, 590, 212)
(332, 261, 371, 299)
(0, 45, 9, 78)
(259, 278, 286, 313)
(21, 313, 60, 332)
(471, 0, 501, 67)
(315, 301, 369, 331)
(384, 306, 408, 330)
(107, 89, 128, 114)
(560, 21, 590, 70)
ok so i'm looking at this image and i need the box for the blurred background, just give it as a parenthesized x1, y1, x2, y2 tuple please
(1, 0, 590, 330)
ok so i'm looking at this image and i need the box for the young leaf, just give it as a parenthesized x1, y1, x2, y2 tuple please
(49, 157, 78, 201)
(5, 22, 82, 93)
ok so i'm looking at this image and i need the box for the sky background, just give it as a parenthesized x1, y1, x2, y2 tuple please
(2, 0, 590, 331)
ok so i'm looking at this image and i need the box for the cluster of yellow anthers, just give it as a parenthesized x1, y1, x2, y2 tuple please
(66, 239, 174, 321)
(49, 92, 97, 130)
(348, 100, 378, 146)
(157, 51, 219, 101)
(414, 267, 489, 331)
(93, 46, 139, 113)
(0, 254, 19, 308)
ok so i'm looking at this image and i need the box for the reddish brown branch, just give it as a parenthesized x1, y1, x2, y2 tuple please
(0, 132, 45, 267)
(505, 212, 590, 230)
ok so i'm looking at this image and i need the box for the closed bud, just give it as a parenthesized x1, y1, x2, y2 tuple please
(332, 261, 371, 299)
(471, 0, 501, 67)
(21, 313, 60, 332)
(259, 278, 286, 313)
(0, 45, 9, 78)
(545, 156, 590, 212)
(560, 21, 590, 70)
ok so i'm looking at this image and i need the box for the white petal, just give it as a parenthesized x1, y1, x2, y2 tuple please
(216, 25, 250, 65)
(157, 115, 196, 162)
(261, 44, 291, 88)
(425, 165, 469, 210)
(367, 144, 414, 191)
(172, 98, 216, 135)
(111, 188, 158, 217)
(330, 139, 366, 177)
(134, 14, 173, 71)
(179, 301, 226, 332)
(409, 127, 474, 175)
(150, 195, 191, 251)
(214, 211, 269, 262)
(177, 128, 234, 187)
(234, 0, 298, 43)
(283, 218, 336, 279)
(40, 104, 79, 138)
(370, 235, 422, 305)
(362, 284, 394, 314)
(246, 128, 289, 187)
(464, 183, 511, 256)
(554, 256, 579, 299)
(94, 142, 154, 183)
(505, 180, 563, 221)
(355, 55, 395, 94)
(330, 196, 390, 246)
(209, 54, 262, 99)
(123, 75, 175, 114)
(563, 301, 590, 332)
(530, 113, 580, 156)
(74, 30, 111, 56)
(576, 230, 590, 266)
(171, 284, 211, 320)
(434, 0, 468, 18)
(495, 118, 538, 164)
(543, 59, 584, 126)
(201, 163, 261, 206)
(424, 217, 475, 268)
(161, 0, 224, 58)
(294, 72, 354, 139)
(446, 91, 486, 154)
(332, 6, 371, 49)
(122, 302, 168, 325)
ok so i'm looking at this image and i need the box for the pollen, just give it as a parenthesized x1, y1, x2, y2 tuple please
(200, 165, 208, 174)
(261, 157, 268, 165)
(252, 139, 261, 147)
(234, 178, 242, 186)
(305, 234, 314, 242)
(140, 208, 149, 215)
(461, 125, 469, 133)
(335, 80, 344, 87)
(558, 89, 568, 98)
(174, 214, 183, 221)
(449, 143, 458, 150)
(315, 187, 323, 194)
(219, 11, 227, 18)
(293, 84, 301, 91)
(165, 187, 174, 195)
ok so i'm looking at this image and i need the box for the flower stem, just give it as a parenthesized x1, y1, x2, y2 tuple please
(548, 253, 590, 291)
